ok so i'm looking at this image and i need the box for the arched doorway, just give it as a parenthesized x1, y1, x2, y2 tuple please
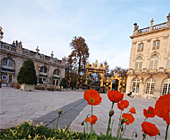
(132, 78, 139, 94)
(88, 73, 101, 91)
(112, 79, 119, 91)
(146, 78, 155, 94)
(1, 58, 15, 86)
(39, 66, 48, 84)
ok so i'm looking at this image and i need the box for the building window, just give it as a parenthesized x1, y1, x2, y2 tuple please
(1, 58, 14, 69)
(166, 54, 170, 69)
(153, 40, 160, 50)
(53, 69, 60, 75)
(149, 55, 158, 70)
(137, 43, 144, 52)
(146, 78, 155, 94)
(162, 79, 170, 95)
(132, 78, 139, 93)
(135, 57, 143, 70)
(40, 66, 47, 73)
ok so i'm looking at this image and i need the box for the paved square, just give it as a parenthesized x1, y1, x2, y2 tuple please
(0, 87, 169, 140)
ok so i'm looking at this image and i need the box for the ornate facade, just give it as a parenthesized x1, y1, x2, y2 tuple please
(0, 39, 66, 87)
(85, 60, 126, 92)
(126, 13, 170, 98)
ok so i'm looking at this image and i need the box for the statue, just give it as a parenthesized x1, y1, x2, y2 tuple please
(133, 23, 139, 31)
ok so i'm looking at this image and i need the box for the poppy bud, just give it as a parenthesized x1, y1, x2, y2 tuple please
(81, 121, 84, 126)
(109, 109, 114, 117)
(121, 118, 125, 125)
(58, 109, 62, 115)
(158, 132, 160, 136)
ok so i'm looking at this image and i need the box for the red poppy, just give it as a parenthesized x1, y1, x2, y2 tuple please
(84, 89, 102, 105)
(117, 100, 129, 111)
(163, 109, 170, 124)
(129, 106, 136, 114)
(85, 115, 98, 125)
(107, 90, 124, 103)
(141, 122, 159, 137)
(143, 106, 155, 118)
(155, 93, 170, 119)
(122, 113, 135, 125)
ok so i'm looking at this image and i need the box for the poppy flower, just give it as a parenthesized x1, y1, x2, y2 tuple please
(122, 113, 135, 125)
(117, 100, 129, 111)
(107, 90, 124, 103)
(155, 93, 170, 119)
(143, 106, 155, 118)
(84, 89, 102, 105)
(141, 121, 159, 137)
(85, 115, 98, 125)
(163, 109, 170, 124)
(129, 106, 136, 114)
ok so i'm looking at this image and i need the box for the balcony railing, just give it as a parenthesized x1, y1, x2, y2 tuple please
(135, 21, 168, 36)
(138, 27, 149, 33)
(153, 22, 167, 30)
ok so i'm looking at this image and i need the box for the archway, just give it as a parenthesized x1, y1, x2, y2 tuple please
(112, 79, 119, 91)
(88, 73, 101, 91)
(85, 60, 106, 87)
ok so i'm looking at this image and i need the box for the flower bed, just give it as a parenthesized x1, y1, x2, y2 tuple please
(0, 90, 169, 140)
(0, 122, 130, 140)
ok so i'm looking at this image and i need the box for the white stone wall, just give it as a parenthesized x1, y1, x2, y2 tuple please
(126, 19, 170, 97)
(0, 41, 66, 86)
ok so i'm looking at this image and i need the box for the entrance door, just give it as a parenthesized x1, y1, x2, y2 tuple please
(132, 78, 139, 94)
(112, 79, 119, 91)
(1, 73, 13, 86)
(53, 79, 59, 86)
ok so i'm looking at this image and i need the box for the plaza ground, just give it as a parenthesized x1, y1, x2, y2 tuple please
(0, 87, 169, 140)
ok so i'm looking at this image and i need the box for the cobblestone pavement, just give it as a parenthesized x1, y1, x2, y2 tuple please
(0, 87, 169, 140)
(70, 94, 169, 140)
(0, 87, 83, 130)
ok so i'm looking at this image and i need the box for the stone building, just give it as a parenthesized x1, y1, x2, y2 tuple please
(126, 13, 170, 98)
(0, 37, 66, 87)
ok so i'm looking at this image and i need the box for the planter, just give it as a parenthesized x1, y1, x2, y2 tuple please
(20, 84, 35, 91)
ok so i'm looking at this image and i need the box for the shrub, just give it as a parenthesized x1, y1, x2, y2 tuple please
(59, 78, 67, 88)
(0, 122, 130, 140)
(17, 59, 37, 85)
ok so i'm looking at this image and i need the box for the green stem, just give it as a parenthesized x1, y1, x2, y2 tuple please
(144, 118, 146, 122)
(90, 105, 93, 134)
(142, 133, 146, 140)
(106, 102, 114, 137)
(165, 124, 169, 140)
(86, 122, 88, 133)
(116, 110, 122, 139)
(110, 119, 114, 136)
(120, 124, 126, 139)
(56, 114, 60, 129)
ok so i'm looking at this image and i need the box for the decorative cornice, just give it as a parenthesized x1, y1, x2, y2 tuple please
(131, 26, 170, 39)
(147, 38, 152, 42)
(163, 35, 169, 39)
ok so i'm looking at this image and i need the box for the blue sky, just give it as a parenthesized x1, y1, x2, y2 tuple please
(1, 0, 170, 69)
